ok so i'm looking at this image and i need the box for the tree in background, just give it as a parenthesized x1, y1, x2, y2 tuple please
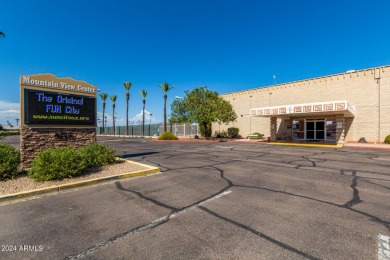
(123, 82, 132, 135)
(170, 86, 237, 137)
(99, 93, 108, 134)
(157, 82, 174, 133)
(139, 90, 148, 136)
(110, 95, 117, 135)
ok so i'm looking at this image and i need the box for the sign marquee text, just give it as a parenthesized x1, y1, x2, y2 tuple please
(22, 76, 96, 93)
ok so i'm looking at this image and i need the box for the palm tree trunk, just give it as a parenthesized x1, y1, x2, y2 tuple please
(102, 103, 106, 134)
(113, 104, 116, 135)
(126, 93, 129, 135)
(142, 100, 145, 136)
(164, 94, 167, 132)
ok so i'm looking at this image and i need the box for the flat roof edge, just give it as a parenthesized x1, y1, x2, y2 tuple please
(222, 64, 390, 96)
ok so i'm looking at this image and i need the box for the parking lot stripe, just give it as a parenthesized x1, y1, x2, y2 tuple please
(171, 190, 233, 219)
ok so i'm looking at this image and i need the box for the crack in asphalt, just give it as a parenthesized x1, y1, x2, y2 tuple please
(67, 141, 390, 259)
(359, 178, 390, 190)
(198, 206, 321, 260)
(115, 182, 177, 211)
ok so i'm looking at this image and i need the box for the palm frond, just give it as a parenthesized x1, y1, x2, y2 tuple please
(99, 93, 108, 101)
(139, 89, 147, 98)
(110, 95, 117, 102)
(157, 82, 175, 93)
(123, 81, 132, 91)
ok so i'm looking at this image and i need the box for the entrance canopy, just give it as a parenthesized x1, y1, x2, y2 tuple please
(250, 100, 355, 118)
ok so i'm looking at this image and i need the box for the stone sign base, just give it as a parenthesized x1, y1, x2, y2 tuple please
(20, 128, 96, 169)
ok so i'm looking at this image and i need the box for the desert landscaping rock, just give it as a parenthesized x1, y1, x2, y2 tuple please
(0, 159, 148, 196)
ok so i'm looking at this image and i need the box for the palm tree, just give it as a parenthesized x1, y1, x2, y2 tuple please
(123, 82, 132, 135)
(99, 93, 108, 134)
(139, 90, 147, 136)
(157, 82, 175, 133)
(0, 32, 5, 38)
(110, 95, 117, 135)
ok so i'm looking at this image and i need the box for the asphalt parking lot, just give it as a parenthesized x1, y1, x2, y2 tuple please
(0, 136, 389, 259)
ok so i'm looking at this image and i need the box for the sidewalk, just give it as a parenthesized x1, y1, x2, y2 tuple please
(236, 139, 390, 150)
(343, 143, 390, 150)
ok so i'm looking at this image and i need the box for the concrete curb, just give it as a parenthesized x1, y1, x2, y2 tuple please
(0, 160, 160, 205)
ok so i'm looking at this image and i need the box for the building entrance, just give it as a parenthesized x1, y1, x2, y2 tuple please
(292, 118, 337, 141)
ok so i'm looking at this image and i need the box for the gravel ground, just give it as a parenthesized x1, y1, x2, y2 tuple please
(0, 160, 149, 196)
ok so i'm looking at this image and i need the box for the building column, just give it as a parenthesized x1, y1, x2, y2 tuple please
(335, 115, 345, 145)
(270, 117, 277, 142)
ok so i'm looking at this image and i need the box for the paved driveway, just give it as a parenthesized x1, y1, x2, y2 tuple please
(0, 136, 389, 259)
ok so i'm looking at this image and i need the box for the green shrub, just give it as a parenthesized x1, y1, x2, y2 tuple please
(158, 132, 179, 140)
(385, 135, 390, 144)
(0, 131, 20, 137)
(78, 143, 116, 168)
(215, 130, 228, 138)
(0, 144, 20, 180)
(249, 133, 264, 139)
(227, 127, 239, 138)
(29, 146, 87, 181)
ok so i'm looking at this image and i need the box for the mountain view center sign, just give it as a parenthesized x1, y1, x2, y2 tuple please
(20, 74, 97, 168)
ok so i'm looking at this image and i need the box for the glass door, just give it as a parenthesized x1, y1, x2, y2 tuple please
(306, 121, 315, 139)
(305, 120, 325, 140)
(316, 121, 325, 139)
(292, 120, 305, 139)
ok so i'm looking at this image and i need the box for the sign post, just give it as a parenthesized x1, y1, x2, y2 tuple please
(20, 74, 97, 169)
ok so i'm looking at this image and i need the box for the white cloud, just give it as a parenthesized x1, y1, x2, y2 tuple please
(129, 110, 156, 124)
(0, 101, 20, 126)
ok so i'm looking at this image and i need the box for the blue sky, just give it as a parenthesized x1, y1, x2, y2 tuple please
(1, 0, 390, 126)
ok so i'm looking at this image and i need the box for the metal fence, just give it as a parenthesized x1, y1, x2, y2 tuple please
(97, 123, 199, 137)
(160, 123, 199, 137)
(97, 124, 160, 136)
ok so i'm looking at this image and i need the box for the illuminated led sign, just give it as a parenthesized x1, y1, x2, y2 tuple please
(24, 89, 96, 125)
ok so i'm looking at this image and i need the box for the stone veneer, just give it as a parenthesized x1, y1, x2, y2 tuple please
(20, 127, 96, 169)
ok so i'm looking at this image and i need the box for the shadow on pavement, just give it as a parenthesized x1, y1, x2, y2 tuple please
(121, 152, 159, 158)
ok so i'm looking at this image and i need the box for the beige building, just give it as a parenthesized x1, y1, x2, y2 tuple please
(215, 65, 390, 144)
